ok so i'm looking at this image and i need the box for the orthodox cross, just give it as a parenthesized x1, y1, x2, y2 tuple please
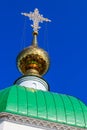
(21, 8, 51, 33)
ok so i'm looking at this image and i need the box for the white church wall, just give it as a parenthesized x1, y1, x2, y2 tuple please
(0, 121, 44, 130)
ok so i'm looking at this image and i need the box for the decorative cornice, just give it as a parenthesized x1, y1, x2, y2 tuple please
(0, 113, 86, 130)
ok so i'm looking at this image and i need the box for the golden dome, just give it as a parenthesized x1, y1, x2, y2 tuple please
(17, 8, 51, 77)
(17, 43, 50, 77)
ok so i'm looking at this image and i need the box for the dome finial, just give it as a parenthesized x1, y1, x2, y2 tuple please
(21, 8, 51, 33)
(32, 32, 38, 46)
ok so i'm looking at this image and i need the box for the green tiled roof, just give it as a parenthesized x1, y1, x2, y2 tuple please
(0, 85, 87, 128)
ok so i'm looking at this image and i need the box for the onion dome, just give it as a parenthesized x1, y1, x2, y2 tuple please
(17, 32, 50, 77)
(15, 9, 51, 91)
(17, 8, 51, 77)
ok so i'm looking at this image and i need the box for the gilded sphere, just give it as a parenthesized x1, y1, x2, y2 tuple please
(17, 46, 50, 76)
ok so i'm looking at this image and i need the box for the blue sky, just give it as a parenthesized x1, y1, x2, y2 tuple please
(0, 0, 87, 104)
